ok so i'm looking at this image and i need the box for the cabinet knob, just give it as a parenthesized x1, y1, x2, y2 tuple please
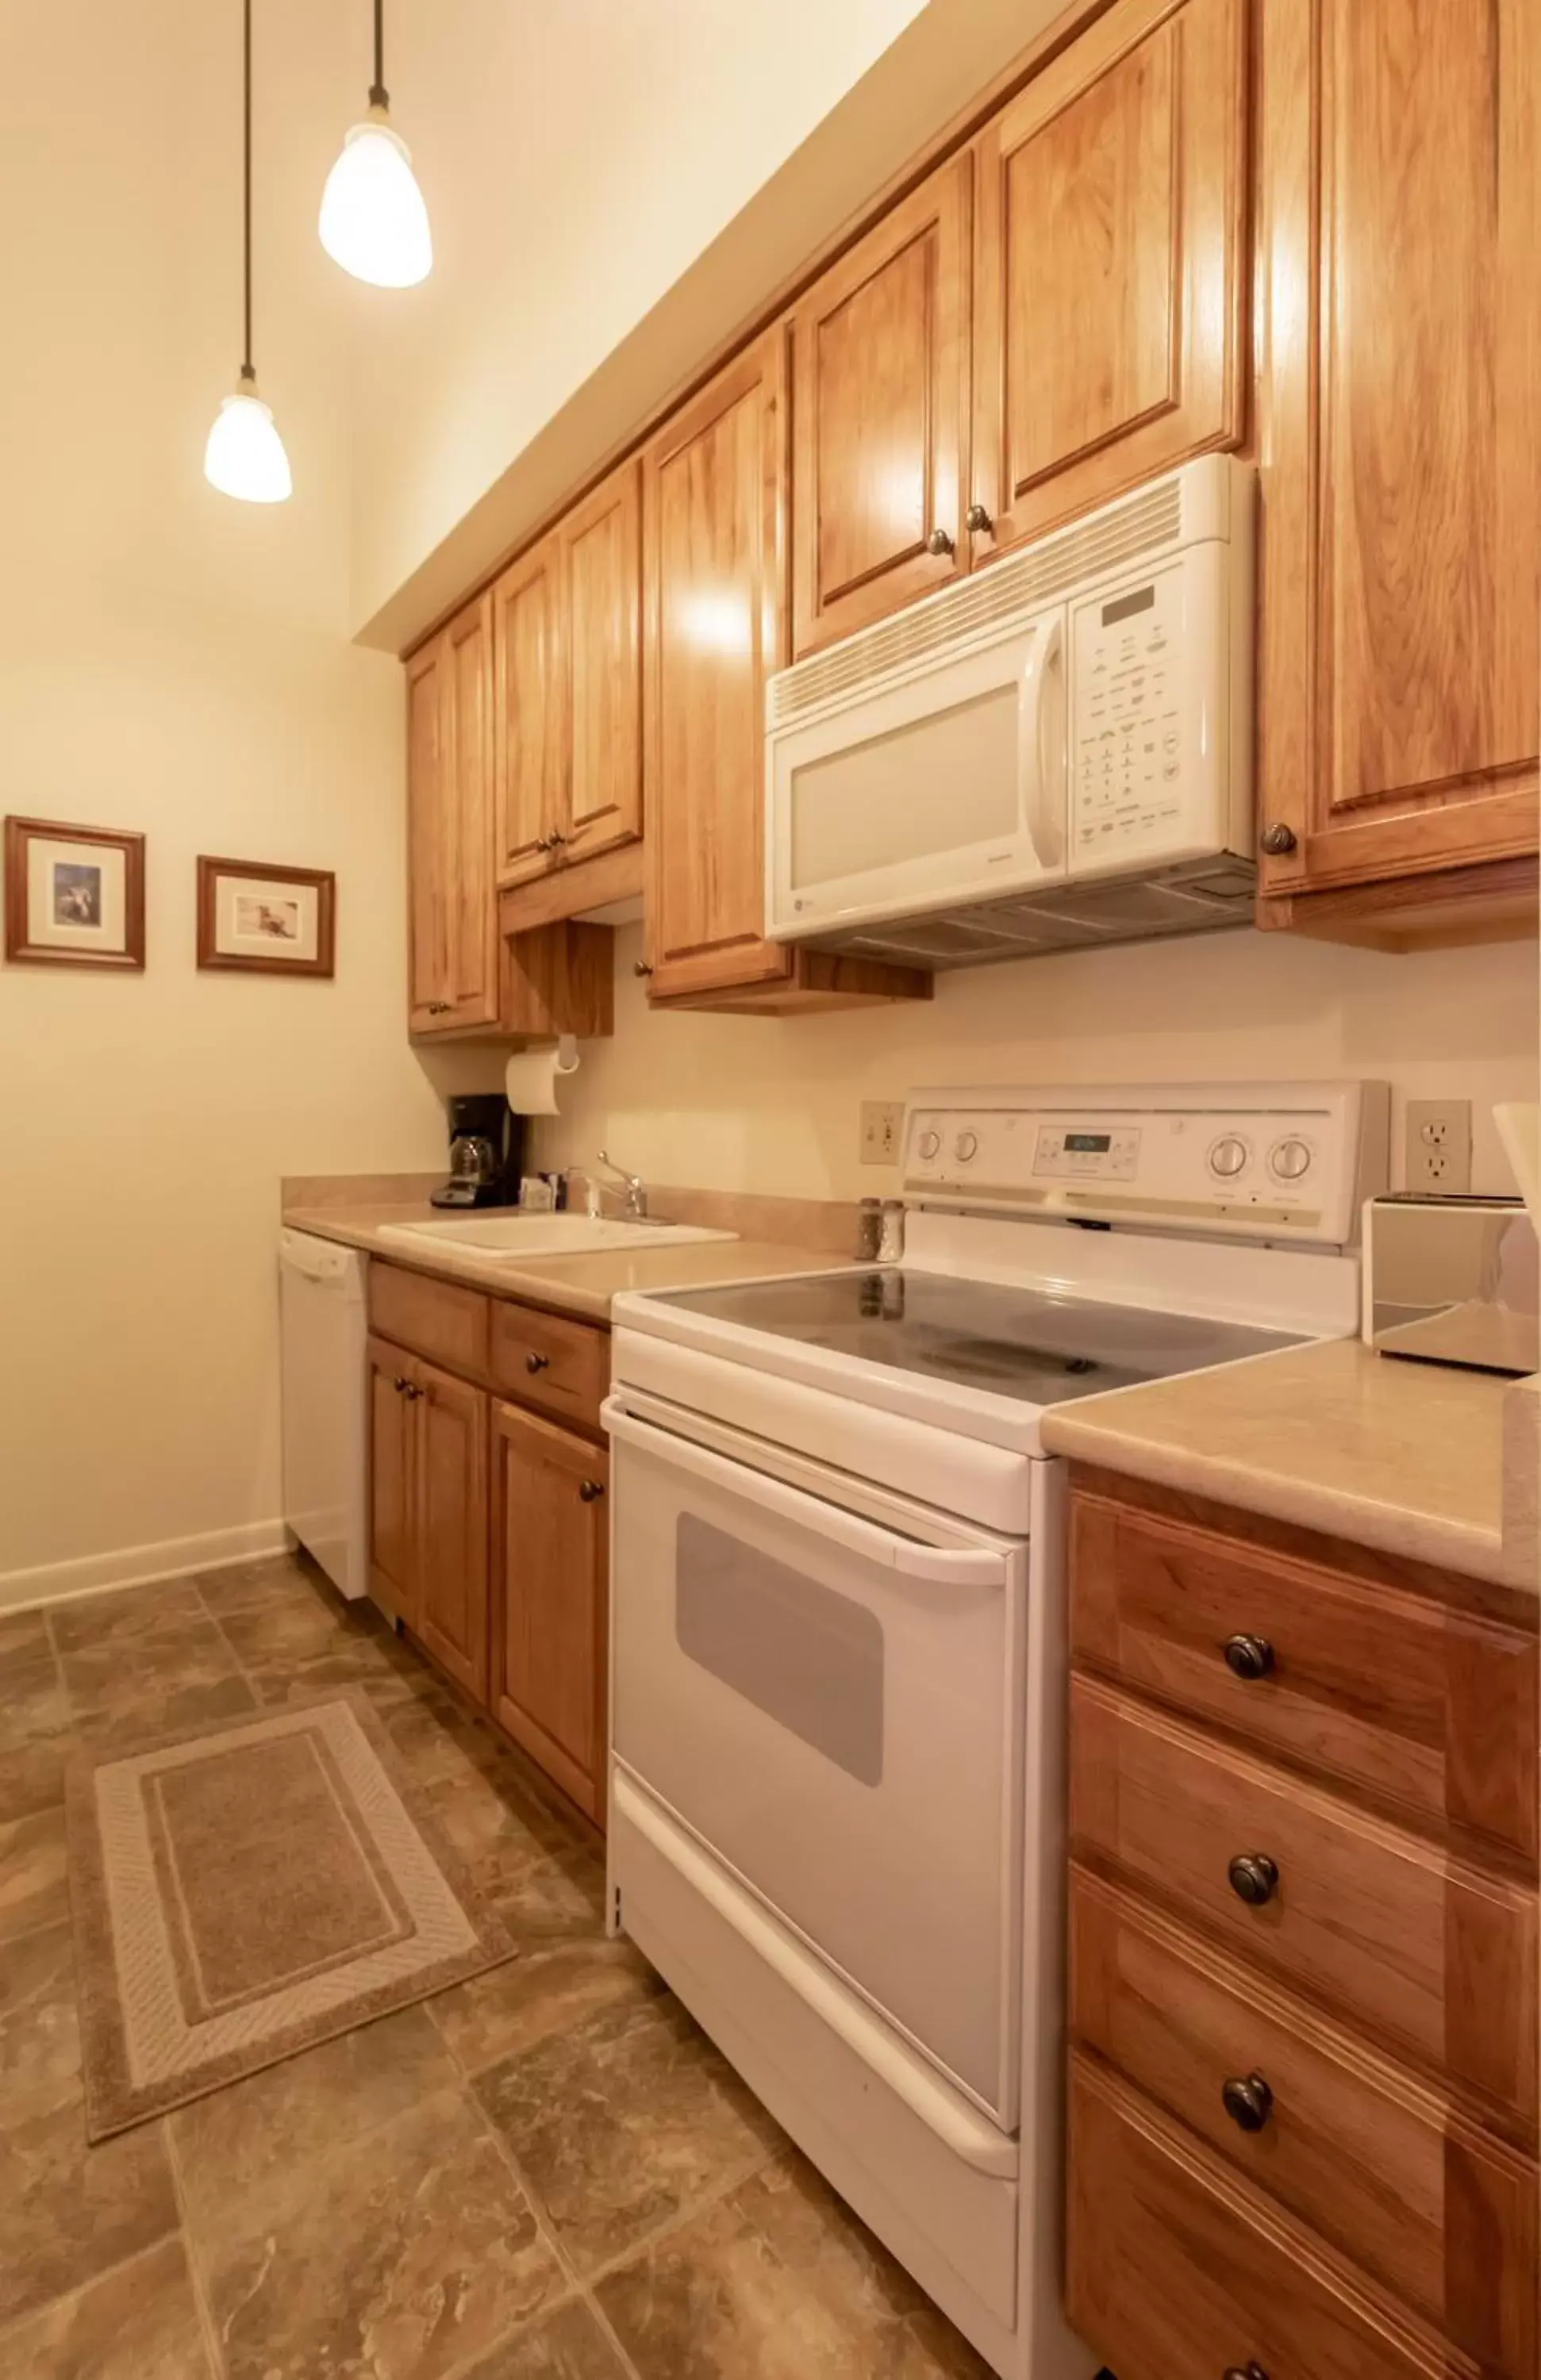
(394, 1376, 409, 1393)
(525, 1351, 550, 1374)
(1224, 2366, 1270, 2380)
(425, 999, 452, 1015)
(633, 959, 654, 978)
(1223, 1633, 1275, 1681)
(926, 526, 955, 558)
(965, 501, 993, 535)
(1260, 821, 1297, 856)
(1221, 2073, 1274, 2133)
(1228, 1852, 1279, 1907)
(578, 1479, 605, 1503)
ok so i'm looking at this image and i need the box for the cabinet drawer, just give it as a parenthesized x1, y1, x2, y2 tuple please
(368, 1261, 490, 1379)
(1070, 1490, 1539, 1860)
(490, 1299, 607, 1434)
(1070, 1676, 1538, 2134)
(1067, 2051, 1462, 2380)
(1070, 1866, 1538, 2376)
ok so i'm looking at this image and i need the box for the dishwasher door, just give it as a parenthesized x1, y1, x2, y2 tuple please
(279, 1229, 368, 1599)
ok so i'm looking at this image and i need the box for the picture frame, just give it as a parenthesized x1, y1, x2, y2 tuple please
(3, 815, 147, 970)
(197, 856, 336, 977)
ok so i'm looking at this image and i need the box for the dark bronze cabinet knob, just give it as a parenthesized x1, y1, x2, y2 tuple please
(1222, 2073, 1274, 2133)
(1224, 2365, 1270, 2380)
(1224, 1633, 1274, 1681)
(926, 526, 955, 557)
(578, 1479, 605, 1503)
(525, 1352, 550, 1374)
(1260, 820, 1297, 856)
(394, 1376, 409, 1393)
(633, 959, 654, 978)
(1228, 1852, 1279, 1907)
(965, 501, 993, 534)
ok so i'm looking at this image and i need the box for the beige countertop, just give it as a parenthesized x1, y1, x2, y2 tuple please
(1040, 1334, 1532, 1592)
(282, 1200, 851, 1322)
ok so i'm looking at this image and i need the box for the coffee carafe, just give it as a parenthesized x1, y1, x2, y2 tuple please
(431, 1093, 525, 1210)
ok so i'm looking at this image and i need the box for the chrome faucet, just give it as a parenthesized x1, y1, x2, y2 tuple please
(589, 1150, 648, 1221)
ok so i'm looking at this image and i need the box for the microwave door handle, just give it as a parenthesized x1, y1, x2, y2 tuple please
(1018, 616, 1066, 870)
(601, 1400, 1006, 1587)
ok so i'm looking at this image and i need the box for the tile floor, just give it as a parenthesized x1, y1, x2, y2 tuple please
(0, 1553, 991, 2379)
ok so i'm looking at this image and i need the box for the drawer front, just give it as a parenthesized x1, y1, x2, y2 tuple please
(368, 1261, 490, 1379)
(1070, 1490, 1539, 1861)
(1070, 1676, 1538, 2133)
(1067, 2051, 1461, 2380)
(1070, 1866, 1538, 2376)
(490, 1299, 607, 1433)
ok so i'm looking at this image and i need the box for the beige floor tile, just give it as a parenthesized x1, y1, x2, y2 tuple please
(0, 1610, 54, 1678)
(71, 1672, 257, 1749)
(0, 2236, 211, 2380)
(0, 1656, 71, 1755)
(595, 2155, 993, 2379)
(384, 1687, 508, 1790)
(50, 1581, 209, 1657)
(424, 1764, 574, 1906)
(0, 1921, 80, 2121)
(0, 1734, 71, 1822)
(199, 2085, 567, 2380)
(0, 1804, 70, 1943)
(0, 2085, 179, 2328)
(213, 1583, 364, 1669)
(60, 1614, 254, 1745)
(459, 2298, 630, 2379)
(433, 1935, 663, 2076)
(170, 2003, 461, 2256)
(475, 1990, 783, 2275)
(192, 1553, 325, 1615)
(244, 1634, 419, 1710)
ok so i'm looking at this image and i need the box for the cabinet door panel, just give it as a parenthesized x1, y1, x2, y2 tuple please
(973, 0, 1244, 555)
(493, 537, 568, 889)
(643, 330, 794, 1002)
(408, 596, 498, 1034)
(405, 641, 448, 1031)
(491, 1403, 608, 1823)
(791, 156, 970, 655)
(1257, 0, 1539, 896)
(367, 1337, 417, 1626)
(563, 461, 643, 866)
(415, 1360, 490, 1703)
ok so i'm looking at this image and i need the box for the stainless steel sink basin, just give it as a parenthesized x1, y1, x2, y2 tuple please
(378, 1213, 736, 1261)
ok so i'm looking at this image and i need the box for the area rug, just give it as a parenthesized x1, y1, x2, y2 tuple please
(67, 1690, 517, 2139)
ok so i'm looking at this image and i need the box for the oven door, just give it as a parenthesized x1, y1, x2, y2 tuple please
(605, 1391, 1026, 2125)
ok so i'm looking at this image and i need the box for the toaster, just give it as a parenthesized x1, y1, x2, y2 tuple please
(1363, 1196, 1539, 1376)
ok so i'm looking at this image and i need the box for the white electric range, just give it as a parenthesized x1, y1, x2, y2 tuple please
(602, 1081, 1389, 2378)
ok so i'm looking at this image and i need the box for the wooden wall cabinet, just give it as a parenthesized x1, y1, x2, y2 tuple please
(366, 1334, 490, 1702)
(1255, 0, 1540, 941)
(490, 1403, 609, 1827)
(406, 597, 500, 1037)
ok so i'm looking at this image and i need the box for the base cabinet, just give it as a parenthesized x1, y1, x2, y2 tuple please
(490, 1403, 609, 1826)
(367, 1335, 490, 1700)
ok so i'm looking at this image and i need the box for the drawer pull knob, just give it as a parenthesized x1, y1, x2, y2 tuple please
(1224, 2366, 1270, 2380)
(525, 1352, 550, 1374)
(1260, 820, 1297, 856)
(926, 526, 955, 558)
(578, 1479, 605, 1503)
(1228, 1852, 1279, 1907)
(1224, 1633, 1274, 1681)
(394, 1376, 409, 1393)
(1221, 2073, 1274, 2132)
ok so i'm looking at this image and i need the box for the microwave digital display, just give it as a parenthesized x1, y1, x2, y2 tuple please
(1101, 585, 1156, 626)
(1064, 1132, 1112, 1152)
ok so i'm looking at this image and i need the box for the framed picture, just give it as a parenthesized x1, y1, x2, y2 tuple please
(4, 816, 147, 969)
(197, 856, 336, 977)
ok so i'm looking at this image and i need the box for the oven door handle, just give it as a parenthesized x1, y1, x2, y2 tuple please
(602, 1399, 1009, 1587)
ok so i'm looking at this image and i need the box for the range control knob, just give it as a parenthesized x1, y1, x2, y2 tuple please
(1209, 1134, 1250, 1180)
(917, 1128, 941, 1161)
(1270, 1136, 1312, 1183)
(955, 1130, 978, 1163)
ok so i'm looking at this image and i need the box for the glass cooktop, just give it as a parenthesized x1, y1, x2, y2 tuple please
(651, 1269, 1306, 1409)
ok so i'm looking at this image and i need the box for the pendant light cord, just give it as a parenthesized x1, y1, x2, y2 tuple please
(369, 0, 388, 109)
(241, 0, 253, 378)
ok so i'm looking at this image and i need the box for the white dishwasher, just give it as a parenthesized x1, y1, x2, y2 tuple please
(279, 1228, 368, 1599)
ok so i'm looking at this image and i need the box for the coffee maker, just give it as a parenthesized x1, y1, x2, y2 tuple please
(431, 1093, 525, 1210)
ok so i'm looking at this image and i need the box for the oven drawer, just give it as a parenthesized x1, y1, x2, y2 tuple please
(1070, 1676, 1539, 2134)
(1070, 1866, 1539, 2376)
(605, 1395, 1028, 2123)
(1070, 1488, 1539, 1860)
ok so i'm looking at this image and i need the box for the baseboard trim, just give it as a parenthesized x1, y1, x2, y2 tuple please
(0, 1519, 293, 1616)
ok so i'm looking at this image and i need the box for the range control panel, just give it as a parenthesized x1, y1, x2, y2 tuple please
(903, 1084, 1389, 1248)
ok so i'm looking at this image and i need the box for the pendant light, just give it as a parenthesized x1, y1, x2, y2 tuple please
(204, 0, 292, 503)
(319, 0, 432, 289)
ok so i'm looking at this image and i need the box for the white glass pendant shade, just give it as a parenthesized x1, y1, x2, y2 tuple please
(319, 107, 432, 287)
(204, 374, 293, 503)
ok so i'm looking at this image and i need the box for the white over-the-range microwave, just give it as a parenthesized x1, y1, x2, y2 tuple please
(764, 455, 1256, 968)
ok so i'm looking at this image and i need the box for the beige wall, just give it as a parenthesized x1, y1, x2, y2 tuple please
(534, 926, 1537, 1205)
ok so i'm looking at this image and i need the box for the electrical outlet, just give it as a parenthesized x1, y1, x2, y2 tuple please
(1405, 1099, 1473, 1196)
(859, 1100, 904, 1166)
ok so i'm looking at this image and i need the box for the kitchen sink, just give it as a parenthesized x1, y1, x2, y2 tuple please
(378, 1212, 736, 1260)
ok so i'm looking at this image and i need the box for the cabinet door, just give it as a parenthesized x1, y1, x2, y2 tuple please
(790, 156, 971, 657)
(415, 1360, 490, 1703)
(972, 0, 1245, 558)
(409, 596, 499, 1035)
(367, 1337, 417, 1626)
(492, 535, 569, 890)
(643, 329, 795, 1004)
(490, 1403, 609, 1825)
(1256, 0, 1539, 900)
(405, 639, 449, 1032)
(561, 460, 643, 866)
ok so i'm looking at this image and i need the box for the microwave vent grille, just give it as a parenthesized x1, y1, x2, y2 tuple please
(769, 475, 1185, 727)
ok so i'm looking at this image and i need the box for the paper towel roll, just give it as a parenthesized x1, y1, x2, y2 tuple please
(504, 1041, 580, 1116)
